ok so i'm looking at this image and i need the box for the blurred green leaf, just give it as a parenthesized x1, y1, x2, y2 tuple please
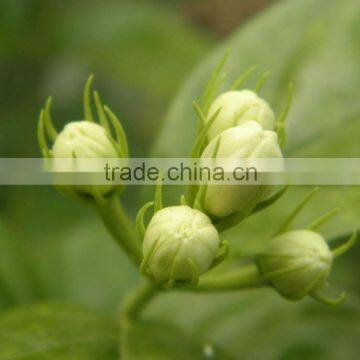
(30, 216, 138, 314)
(0, 303, 119, 359)
(151, 0, 360, 246)
(142, 0, 360, 357)
(122, 320, 231, 359)
(155, 0, 360, 157)
(148, 290, 360, 359)
(0, 219, 41, 309)
(1, 188, 138, 313)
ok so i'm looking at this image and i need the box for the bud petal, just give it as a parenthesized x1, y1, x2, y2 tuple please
(201, 121, 283, 218)
(257, 230, 333, 300)
(52, 121, 119, 196)
(206, 90, 276, 141)
(52, 121, 118, 158)
(142, 206, 220, 285)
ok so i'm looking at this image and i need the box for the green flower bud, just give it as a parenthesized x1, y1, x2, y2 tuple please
(142, 206, 220, 286)
(206, 90, 276, 141)
(201, 121, 283, 218)
(257, 230, 333, 300)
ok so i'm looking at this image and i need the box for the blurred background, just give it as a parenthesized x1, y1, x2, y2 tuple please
(0, 0, 278, 309)
(0, 0, 359, 358)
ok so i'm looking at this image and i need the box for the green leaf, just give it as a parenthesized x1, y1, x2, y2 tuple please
(146, 0, 360, 355)
(151, 0, 360, 246)
(2, 187, 139, 312)
(35, 218, 139, 312)
(122, 320, 232, 360)
(144, 241, 360, 359)
(155, 0, 360, 158)
(150, 290, 360, 359)
(0, 303, 119, 359)
(0, 219, 40, 309)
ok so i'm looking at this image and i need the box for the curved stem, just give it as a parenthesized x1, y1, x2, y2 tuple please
(94, 195, 142, 266)
(181, 264, 268, 292)
(122, 280, 161, 321)
(120, 265, 266, 332)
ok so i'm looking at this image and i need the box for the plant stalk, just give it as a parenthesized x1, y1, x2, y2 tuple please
(182, 264, 268, 292)
(122, 280, 161, 321)
(95, 195, 142, 266)
(121, 265, 266, 324)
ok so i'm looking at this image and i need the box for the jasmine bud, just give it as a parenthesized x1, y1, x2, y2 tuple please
(201, 121, 283, 218)
(257, 230, 334, 301)
(206, 90, 276, 141)
(141, 206, 221, 287)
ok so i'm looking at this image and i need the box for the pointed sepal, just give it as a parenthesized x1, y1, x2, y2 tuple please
(210, 240, 229, 269)
(84, 75, 94, 122)
(277, 82, 293, 148)
(37, 109, 50, 158)
(332, 230, 358, 258)
(154, 178, 163, 213)
(254, 70, 271, 93)
(275, 186, 319, 236)
(136, 201, 154, 238)
(230, 65, 257, 90)
(103, 105, 129, 158)
(202, 51, 229, 114)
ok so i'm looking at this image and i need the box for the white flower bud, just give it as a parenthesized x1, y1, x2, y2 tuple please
(201, 121, 283, 218)
(206, 90, 276, 141)
(142, 206, 220, 285)
(257, 230, 333, 300)
(52, 121, 118, 158)
(52, 121, 119, 196)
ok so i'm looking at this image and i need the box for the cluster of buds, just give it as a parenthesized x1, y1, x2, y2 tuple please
(133, 58, 356, 299)
(135, 60, 293, 287)
(37, 63, 356, 304)
(185, 56, 292, 231)
(37, 76, 128, 200)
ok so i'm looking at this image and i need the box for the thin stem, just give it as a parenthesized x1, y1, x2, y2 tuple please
(94, 195, 142, 266)
(180, 264, 268, 292)
(122, 280, 161, 321)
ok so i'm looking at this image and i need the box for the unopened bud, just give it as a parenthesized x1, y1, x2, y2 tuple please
(142, 206, 220, 286)
(206, 90, 275, 141)
(257, 230, 333, 300)
(201, 121, 283, 218)
(52, 121, 118, 197)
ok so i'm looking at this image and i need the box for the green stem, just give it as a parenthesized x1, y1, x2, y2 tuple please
(182, 264, 268, 292)
(95, 195, 142, 266)
(121, 266, 265, 325)
(122, 280, 161, 321)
